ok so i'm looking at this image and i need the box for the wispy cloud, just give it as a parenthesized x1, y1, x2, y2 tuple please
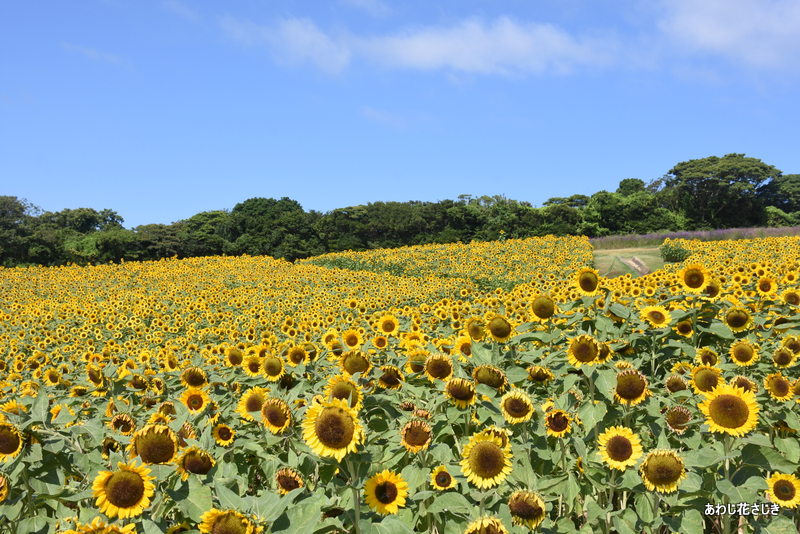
(359, 106, 407, 128)
(60, 42, 124, 65)
(658, 0, 800, 68)
(220, 16, 616, 76)
(163, 0, 199, 22)
(340, 0, 391, 18)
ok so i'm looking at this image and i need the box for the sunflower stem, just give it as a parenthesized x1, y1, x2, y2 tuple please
(346, 457, 361, 534)
(721, 435, 732, 534)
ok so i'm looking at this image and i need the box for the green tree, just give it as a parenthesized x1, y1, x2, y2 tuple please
(229, 197, 322, 260)
(616, 178, 646, 196)
(759, 174, 800, 213)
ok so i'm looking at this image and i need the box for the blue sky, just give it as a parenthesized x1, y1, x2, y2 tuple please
(2, 0, 799, 228)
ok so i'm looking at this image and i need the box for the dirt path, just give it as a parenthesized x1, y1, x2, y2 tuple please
(593, 247, 664, 278)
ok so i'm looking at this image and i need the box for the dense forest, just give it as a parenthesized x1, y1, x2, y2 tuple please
(2, 154, 799, 267)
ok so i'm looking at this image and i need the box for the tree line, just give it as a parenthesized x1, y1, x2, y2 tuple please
(2, 153, 799, 267)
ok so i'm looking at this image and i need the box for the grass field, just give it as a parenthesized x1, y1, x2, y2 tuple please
(593, 247, 665, 278)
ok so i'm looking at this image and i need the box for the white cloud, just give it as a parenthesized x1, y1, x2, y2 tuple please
(163, 0, 199, 22)
(658, 0, 800, 68)
(360, 106, 407, 128)
(340, 0, 391, 18)
(220, 16, 615, 76)
(60, 42, 123, 65)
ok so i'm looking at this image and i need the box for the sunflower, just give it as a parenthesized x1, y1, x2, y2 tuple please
(530, 294, 557, 321)
(472, 365, 508, 391)
(400, 420, 432, 453)
(275, 467, 304, 495)
(198, 509, 259, 534)
(236, 387, 270, 422)
(109, 413, 136, 436)
(597, 426, 642, 470)
(224, 347, 244, 367)
(179, 367, 207, 388)
(781, 289, 800, 306)
(376, 314, 400, 336)
(261, 355, 286, 382)
(285, 345, 309, 367)
(0, 423, 23, 463)
(430, 465, 456, 490)
(527, 366, 554, 384)
(695, 347, 719, 367)
(765, 473, 800, 509)
(575, 267, 601, 296)
(508, 490, 546, 529)
(639, 450, 686, 493)
(772, 347, 796, 368)
(242, 355, 264, 377)
(486, 315, 514, 342)
(756, 276, 778, 297)
(0, 474, 8, 503)
(723, 307, 752, 333)
(341, 329, 363, 350)
(500, 390, 534, 424)
(128, 424, 178, 464)
(325, 374, 363, 410)
(180, 388, 210, 415)
(92, 461, 155, 519)
(340, 351, 371, 376)
(729, 340, 759, 366)
(729, 375, 758, 394)
(664, 374, 688, 393)
(674, 319, 693, 338)
(463, 516, 508, 534)
(213, 424, 235, 447)
(763, 373, 793, 401)
(444, 377, 477, 409)
(303, 397, 363, 461)
(567, 335, 599, 367)
(466, 318, 486, 341)
(364, 470, 408, 515)
(175, 447, 215, 480)
(544, 409, 572, 437)
(614, 369, 650, 406)
(677, 264, 710, 293)
(62, 517, 137, 534)
(664, 406, 691, 434)
(261, 399, 292, 434)
(460, 433, 512, 489)
(377, 365, 404, 390)
(640, 306, 671, 328)
(166, 522, 192, 534)
(698, 384, 759, 437)
(424, 354, 454, 382)
(691, 365, 722, 394)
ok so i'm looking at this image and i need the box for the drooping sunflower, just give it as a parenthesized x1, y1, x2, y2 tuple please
(364, 470, 408, 515)
(445, 377, 477, 409)
(400, 420, 432, 453)
(92, 461, 156, 519)
(639, 450, 686, 493)
(460, 432, 512, 489)
(691, 365, 722, 394)
(763, 373, 793, 401)
(236, 387, 270, 422)
(530, 294, 557, 321)
(500, 390, 534, 424)
(0, 474, 8, 503)
(128, 424, 178, 464)
(260, 398, 292, 434)
(463, 516, 508, 534)
(325, 374, 363, 410)
(212, 423, 235, 447)
(664, 406, 692, 434)
(198, 509, 259, 534)
(677, 264, 710, 294)
(664, 374, 689, 394)
(109, 413, 136, 436)
(486, 315, 514, 343)
(175, 447, 215, 480)
(508, 490, 547, 529)
(377, 366, 404, 390)
(303, 397, 363, 461)
(597, 426, 642, 470)
(430, 465, 456, 490)
(698, 384, 759, 437)
(465, 318, 486, 341)
(180, 388, 210, 415)
(765, 473, 800, 509)
(275, 467, 304, 495)
(473, 365, 508, 391)
(567, 335, 599, 367)
(544, 409, 572, 437)
(640, 306, 671, 328)
(614, 369, 651, 406)
(729, 340, 759, 366)
(723, 307, 752, 333)
(424, 353, 454, 382)
(575, 267, 601, 296)
(528, 365, 555, 384)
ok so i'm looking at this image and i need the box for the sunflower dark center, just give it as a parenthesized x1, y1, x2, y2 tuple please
(708, 395, 749, 428)
(579, 272, 599, 292)
(113, 417, 133, 433)
(684, 270, 705, 288)
(469, 441, 505, 478)
(265, 406, 289, 427)
(404, 424, 431, 447)
(467, 322, 484, 339)
(475, 367, 504, 388)
(616, 373, 646, 400)
(504, 397, 531, 417)
(277, 473, 301, 491)
(700, 352, 718, 365)
(773, 349, 793, 366)
(216, 427, 232, 440)
(666, 376, 687, 393)
(344, 334, 359, 347)
(726, 311, 749, 328)
(606, 436, 633, 461)
(227, 350, 243, 365)
(183, 370, 206, 387)
(785, 293, 800, 305)
(644, 455, 683, 486)
(289, 350, 305, 364)
(136, 429, 176, 463)
(547, 413, 569, 432)
(245, 395, 264, 413)
(426, 358, 452, 379)
(211, 513, 248, 534)
(532, 297, 555, 319)
(447, 380, 475, 401)
(315, 408, 355, 449)
(774, 480, 796, 500)
(247, 361, 261, 373)
(380, 369, 401, 386)
(732, 345, 755, 363)
(648, 311, 666, 324)
(767, 377, 790, 397)
(694, 370, 719, 391)
(435, 471, 451, 487)
(572, 340, 598, 363)
(188, 395, 204, 409)
(509, 495, 543, 520)
(374, 481, 398, 504)
(488, 317, 512, 339)
(264, 357, 282, 375)
(183, 451, 213, 474)
(331, 383, 358, 406)
(677, 321, 692, 334)
(759, 280, 772, 292)
(105, 470, 145, 508)
(343, 353, 369, 374)
(381, 320, 396, 333)
(666, 408, 690, 429)
(0, 427, 21, 454)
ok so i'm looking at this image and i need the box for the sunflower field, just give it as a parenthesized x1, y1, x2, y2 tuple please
(0, 235, 798, 534)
